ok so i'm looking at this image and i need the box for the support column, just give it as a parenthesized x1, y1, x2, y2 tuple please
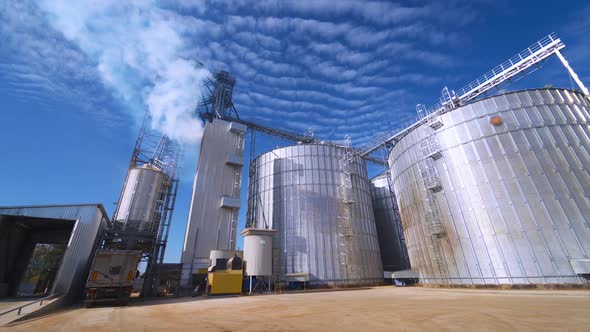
(555, 50, 590, 97)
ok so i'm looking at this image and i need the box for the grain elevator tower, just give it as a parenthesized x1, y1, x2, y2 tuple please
(180, 72, 247, 289)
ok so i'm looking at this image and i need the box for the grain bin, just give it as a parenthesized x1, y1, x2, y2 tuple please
(389, 88, 590, 286)
(246, 143, 383, 287)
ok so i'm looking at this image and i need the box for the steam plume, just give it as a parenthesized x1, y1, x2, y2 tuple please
(37, 0, 209, 144)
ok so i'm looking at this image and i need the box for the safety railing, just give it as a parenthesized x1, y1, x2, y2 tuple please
(358, 33, 566, 157)
(423, 33, 563, 119)
(0, 293, 61, 317)
(456, 33, 559, 98)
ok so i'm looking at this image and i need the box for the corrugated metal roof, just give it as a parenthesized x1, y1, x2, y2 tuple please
(0, 203, 110, 222)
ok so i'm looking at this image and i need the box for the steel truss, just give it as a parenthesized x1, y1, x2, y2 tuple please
(101, 113, 182, 297)
(198, 72, 386, 166)
(360, 33, 588, 160)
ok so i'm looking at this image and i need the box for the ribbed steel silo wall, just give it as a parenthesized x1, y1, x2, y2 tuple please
(247, 144, 383, 286)
(389, 89, 590, 285)
(370, 174, 411, 272)
(114, 165, 164, 232)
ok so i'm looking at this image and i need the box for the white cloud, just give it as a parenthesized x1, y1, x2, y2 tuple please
(233, 15, 352, 39)
(210, 0, 434, 26)
(234, 31, 282, 51)
(307, 42, 373, 66)
(314, 61, 358, 81)
(0, 1, 116, 118)
(346, 26, 390, 48)
(2, 0, 473, 147)
(160, 0, 207, 13)
(226, 42, 298, 76)
(36, 0, 210, 144)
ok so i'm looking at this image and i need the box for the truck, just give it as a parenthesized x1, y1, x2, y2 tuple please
(84, 250, 141, 307)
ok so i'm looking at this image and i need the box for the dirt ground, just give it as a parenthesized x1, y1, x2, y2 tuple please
(3, 286, 589, 331)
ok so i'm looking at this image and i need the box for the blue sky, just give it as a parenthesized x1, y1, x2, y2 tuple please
(1, 0, 589, 262)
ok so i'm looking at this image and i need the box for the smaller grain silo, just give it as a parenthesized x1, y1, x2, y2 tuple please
(114, 164, 164, 232)
(241, 228, 276, 293)
(370, 173, 410, 273)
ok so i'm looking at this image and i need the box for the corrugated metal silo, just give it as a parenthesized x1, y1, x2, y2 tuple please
(114, 164, 164, 232)
(247, 143, 383, 287)
(370, 173, 411, 272)
(389, 88, 590, 286)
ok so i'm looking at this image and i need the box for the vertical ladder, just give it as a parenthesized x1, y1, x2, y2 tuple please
(228, 168, 241, 249)
(228, 209, 238, 250)
(337, 136, 356, 282)
(418, 124, 448, 282)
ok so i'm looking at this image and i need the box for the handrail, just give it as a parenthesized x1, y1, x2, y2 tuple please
(0, 293, 61, 317)
(456, 33, 559, 98)
(419, 33, 564, 121)
(359, 33, 566, 157)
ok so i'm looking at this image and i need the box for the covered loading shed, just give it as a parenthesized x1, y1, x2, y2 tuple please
(0, 204, 109, 301)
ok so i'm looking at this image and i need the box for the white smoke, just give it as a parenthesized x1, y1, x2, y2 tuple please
(36, 0, 209, 144)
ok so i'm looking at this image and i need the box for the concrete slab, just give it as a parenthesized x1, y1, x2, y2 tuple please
(3, 286, 590, 331)
(0, 296, 61, 326)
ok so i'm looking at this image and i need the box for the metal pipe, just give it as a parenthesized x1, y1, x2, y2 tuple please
(555, 49, 590, 97)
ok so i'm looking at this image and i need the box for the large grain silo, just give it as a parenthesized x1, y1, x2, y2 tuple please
(246, 143, 383, 287)
(389, 88, 590, 286)
(370, 173, 411, 272)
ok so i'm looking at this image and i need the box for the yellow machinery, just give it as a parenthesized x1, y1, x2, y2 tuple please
(207, 255, 243, 295)
(207, 270, 243, 295)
